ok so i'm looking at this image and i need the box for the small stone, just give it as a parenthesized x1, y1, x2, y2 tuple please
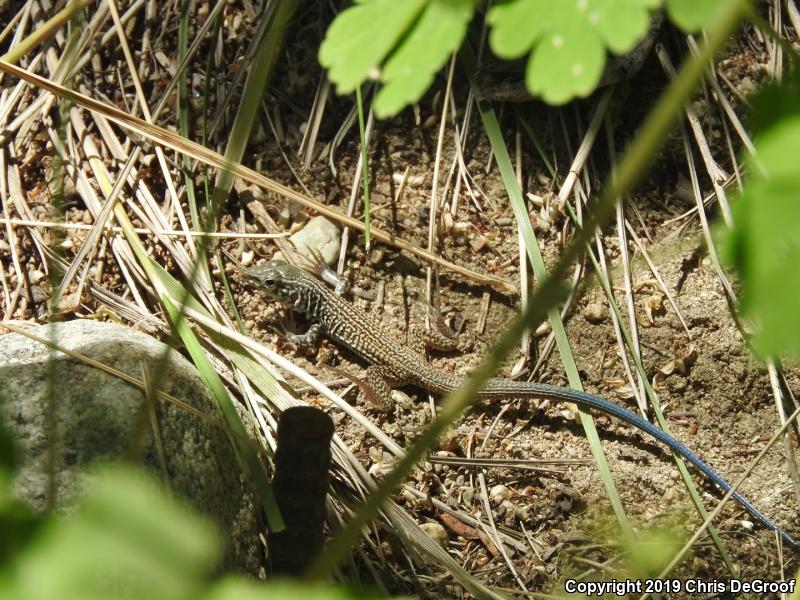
(368, 461, 391, 477)
(288, 216, 341, 265)
(526, 193, 544, 206)
(29, 270, 46, 284)
(368, 247, 385, 265)
(644, 293, 664, 324)
(489, 484, 510, 504)
(400, 489, 417, 504)
(392, 172, 424, 186)
(440, 210, 454, 234)
(420, 522, 449, 548)
(499, 499, 516, 516)
(390, 389, 414, 410)
(278, 205, 292, 227)
(515, 504, 531, 521)
(30, 286, 47, 304)
(583, 303, 607, 323)
(469, 236, 487, 252)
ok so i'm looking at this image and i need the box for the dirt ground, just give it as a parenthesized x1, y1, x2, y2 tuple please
(234, 19, 799, 594)
(4, 2, 799, 597)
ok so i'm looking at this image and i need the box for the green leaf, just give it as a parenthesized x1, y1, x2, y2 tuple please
(6, 466, 220, 600)
(319, 0, 428, 94)
(749, 70, 800, 136)
(487, 0, 657, 105)
(591, 0, 655, 54)
(752, 115, 800, 179)
(722, 117, 800, 358)
(623, 527, 684, 578)
(525, 13, 606, 105)
(375, 0, 474, 117)
(665, 0, 722, 31)
(487, 0, 551, 59)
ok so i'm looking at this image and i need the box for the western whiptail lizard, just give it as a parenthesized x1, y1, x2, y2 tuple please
(246, 259, 798, 551)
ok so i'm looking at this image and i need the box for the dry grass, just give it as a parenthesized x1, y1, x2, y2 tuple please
(1, 0, 799, 596)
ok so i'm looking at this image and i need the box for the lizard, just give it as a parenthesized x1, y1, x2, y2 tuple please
(245, 259, 799, 551)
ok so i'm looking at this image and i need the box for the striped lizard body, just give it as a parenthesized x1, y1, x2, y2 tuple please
(246, 259, 798, 551)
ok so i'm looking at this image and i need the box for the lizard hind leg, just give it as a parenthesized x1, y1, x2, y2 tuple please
(324, 364, 408, 411)
(365, 365, 412, 410)
(408, 305, 461, 355)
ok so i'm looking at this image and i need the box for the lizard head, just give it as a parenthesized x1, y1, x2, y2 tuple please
(245, 260, 314, 312)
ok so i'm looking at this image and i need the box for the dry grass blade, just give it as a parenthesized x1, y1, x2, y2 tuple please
(651, 402, 800, 587)
(0, 218, 289, 239)
(601, 118, 647, 414)
(0, 59, 515, 293)
(336, 90, 374, 274)
(463, 48, 634, 544)
(477, 471, 528, 592)
(576, 214, 738, 573)
(624, 222, 691, 337)
(426, 455, 591, 472)
(656, 45, 734, 226)
(0, 0, 90, 65)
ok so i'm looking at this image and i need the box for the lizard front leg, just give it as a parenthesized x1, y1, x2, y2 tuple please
(320, 364, 407, 411)
(408, 304, 461, 355)
(283, 322, 322, 349)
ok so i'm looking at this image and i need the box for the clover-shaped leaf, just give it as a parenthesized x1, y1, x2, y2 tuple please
(376, 0, 474, 117)
(487, 0, 657, 105)
(319, 0, 733, 115)
(320, 0, 475, 118)
(722, 116, 800, 359)
(319, 0, 428, 95)
(665, 0, 722, 32)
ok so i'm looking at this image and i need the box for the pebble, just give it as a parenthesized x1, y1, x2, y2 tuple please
(420, 522, 449, 548)
(490, 484, 510, 504)
(583, 303, 607, 323)
(274, 216, 341, 265)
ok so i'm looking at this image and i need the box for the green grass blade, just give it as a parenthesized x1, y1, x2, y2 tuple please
(163, 297, 283, 531)
(355, 85, 372, 250)
(461, 42, 633, 540)
(208, 0, 296, 224)
(308, 0, 750, 578)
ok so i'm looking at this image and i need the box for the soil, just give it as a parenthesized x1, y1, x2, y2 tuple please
(234, 17, 799, 595)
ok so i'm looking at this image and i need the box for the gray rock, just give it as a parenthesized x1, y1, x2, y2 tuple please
(0, 320, 262, 575)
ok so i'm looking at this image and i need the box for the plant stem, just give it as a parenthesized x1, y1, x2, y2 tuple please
(305, 0, 752, 580)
